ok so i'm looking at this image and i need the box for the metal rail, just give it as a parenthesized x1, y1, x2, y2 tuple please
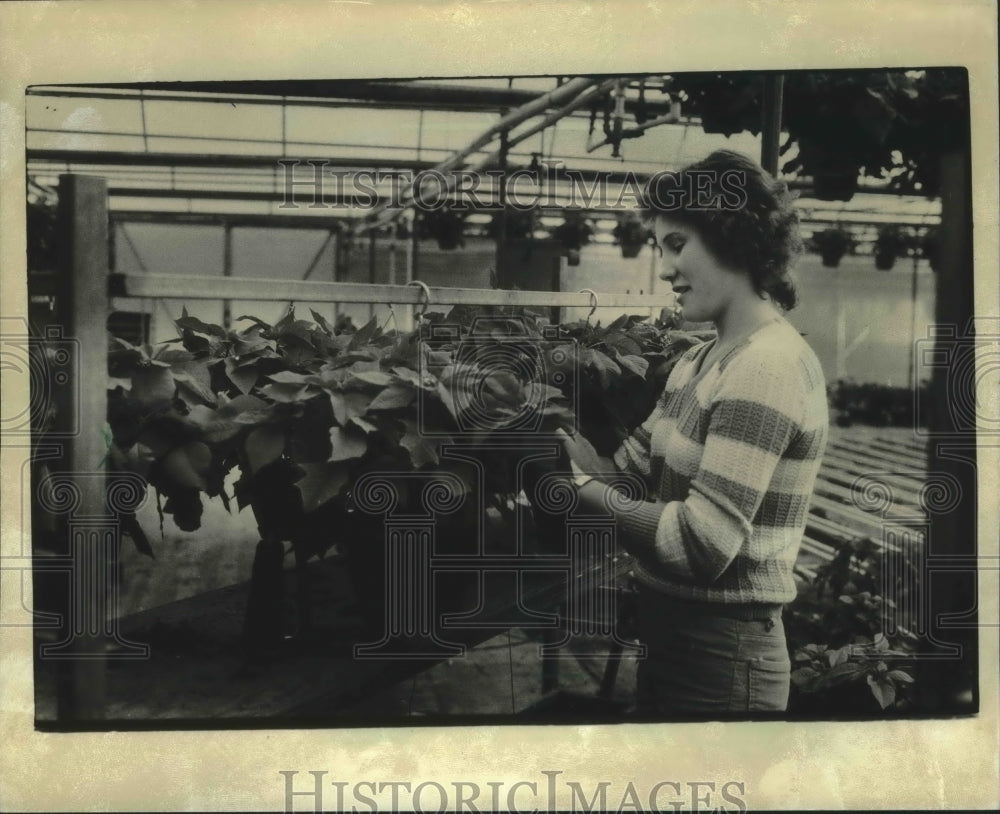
(112, 272, 668, 310)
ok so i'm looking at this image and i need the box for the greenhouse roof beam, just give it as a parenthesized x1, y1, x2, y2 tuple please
(26, 149, 440, 171)
(31, 79, 677, 117)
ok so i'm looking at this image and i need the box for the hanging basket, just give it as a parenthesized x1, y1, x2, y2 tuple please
(811, 228, 853, 268)
(420, 208, 466, 250)
(613, 217, 651, 260)
(873, 226, 910, 271)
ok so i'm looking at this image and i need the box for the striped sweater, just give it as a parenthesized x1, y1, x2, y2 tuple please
(612, 317, 828, 605)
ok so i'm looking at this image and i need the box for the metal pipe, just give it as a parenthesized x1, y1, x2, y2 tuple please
(114, 272, 674, 310)
(355, 77, 598, 230)
(354, 79, 617, 235)
(474, 78, 621, 170)
(222, 223, 233, 329)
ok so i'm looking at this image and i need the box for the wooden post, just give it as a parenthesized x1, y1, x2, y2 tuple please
(760, 74, 785, 176)
(54, 174, 110, 721)
(919, 148, 978, 712)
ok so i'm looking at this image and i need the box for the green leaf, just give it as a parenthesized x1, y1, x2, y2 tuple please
(172, 358, 217, 403)
(614, 351, 650, 378)
(584, 347, 622, 387)
(267, 370, 312, 385)
(131, 366, 176, 407)
(367, 384, 416, 411)
(400, 427, 443, 468)
(887, 669, 915, 684)
(232, 331, 276, 357)
(524, 381, 564, 404)
(349, 370, 395, 388)
(826, 646, 850, 668)
(607, 313, 630, 332)
(349, 416, 378, 434)
(391, 366, 430, 387)
(273, 305, 296, 333)
(176, 308, 227, 338)
(328, 391, 372, 425)
(310, 309, 335, 337)
(235, 314, 273, 332)
(436, 381, 460, 422)
(224, 357, 258, 394)
(187, 404, 244, 444)
(482, 370, 524, 406)
(295, 462, 350, 513)
(162, 441, 212, 491)
(867, 674, 896, 709)
(245, 425, 285, 474)
(347, 316, 380, 350)
(328, 427, 367, 462)
(559, 428, 604, 474)
(258, 382, 312, 403)
(825, 661, 865, 682)
(215, 393, 272, 423)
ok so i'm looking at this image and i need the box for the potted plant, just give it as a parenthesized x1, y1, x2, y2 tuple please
(811, 227, 854, 268)
(612, 212, 652, 259)
(103, 304, 706, 656)
(551, 210, 593, 267)
(420, 205, 466, 250)
(873, 225, 909, 271)
(488, 206, 536, 242)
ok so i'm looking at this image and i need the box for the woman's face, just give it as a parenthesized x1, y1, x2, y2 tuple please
(654, 215, 747, 324)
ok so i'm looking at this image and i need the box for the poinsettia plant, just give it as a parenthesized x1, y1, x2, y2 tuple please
(106, 304, 706, 563)
(785, 534, 918, 712)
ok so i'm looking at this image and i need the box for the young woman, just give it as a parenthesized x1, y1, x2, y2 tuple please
(561, 150, 829, 716)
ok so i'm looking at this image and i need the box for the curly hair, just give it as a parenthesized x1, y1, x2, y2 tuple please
(641, 150, 802, 310)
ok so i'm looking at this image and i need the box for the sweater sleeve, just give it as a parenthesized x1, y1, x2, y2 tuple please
(613, 347, 805, 585)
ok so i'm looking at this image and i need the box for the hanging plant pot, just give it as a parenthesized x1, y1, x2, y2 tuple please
(552, 211, 593, 252)
(811, 228, 854, 268)
(874, 249, 897, 271)
(620, 240, 644, 259)
(613, 215, 651, 260)
(420, 207, 466, 250)
(552, 211, 591, 267)
(873, 226, 910, 271)
(873, 251, 896, 271)
(488, 206, 536, 242)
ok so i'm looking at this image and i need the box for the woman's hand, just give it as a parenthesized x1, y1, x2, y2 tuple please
(555, 428, 614, 479)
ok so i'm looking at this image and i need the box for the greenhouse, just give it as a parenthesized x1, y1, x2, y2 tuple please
(21, 70, 978, 725)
